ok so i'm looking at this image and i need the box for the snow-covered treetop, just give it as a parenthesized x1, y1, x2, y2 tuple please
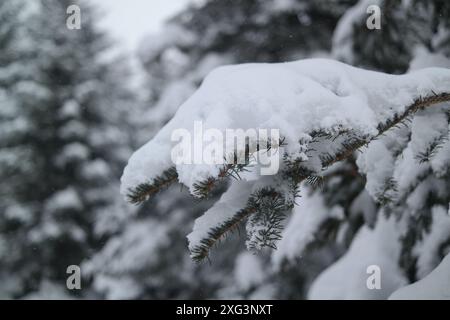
(121, 58, 450, 261)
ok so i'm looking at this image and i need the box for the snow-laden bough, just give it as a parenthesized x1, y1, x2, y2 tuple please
(121, 58, 450, 261)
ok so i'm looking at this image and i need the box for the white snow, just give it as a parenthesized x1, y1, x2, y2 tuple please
(59, 120, 87, 139)
(409, 47, 450, 70)
(59, 100, 80, 118)
(145, 54, 230, 128)
(24, 281, 73, 300)
(389, 252, 450, 300)
(308, 214, 407, 299)
(272, 187, 344, 268)
(187, 180, 254, 254)
(57, 142, 90, 164)
(430, 135, 450, 177)
(393, 148, 428, 197)
(234, 252, 266, 291)
(14, 80, 51, 101)
(84, 219, 170, 275)
(409, 47, 450, 179)
(332, 0, 381, 63)
(150, 80, 196, 125)
(138, 24, 196, 63)
(81, 159, 111, 179)
(410, 109, 448, 161)
(92, 275, 142, 300)
(44, 188, 83, 213)
(121, 58, 450, 196)
(350, 190, 377, 227)
(358, 106, 449, 211)
(356, 140, 395, 201)
(4, 204, 32, 224)
(414, 206, 450, 279)
(83, 216, 175, 299)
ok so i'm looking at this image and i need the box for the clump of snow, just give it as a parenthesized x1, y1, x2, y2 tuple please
(23, 281, 73, 300)
(234, 252, 266, 291)
(358, 107, 449, 212)
(0, 272, 22, 299)
(84, 219, 171, 275)
(138, 24, 196, 64)
(59, 120, 87, 139)
(4, 204, 32, 224)
(414, 206, 450, 279)
(409, 109, 448, 162)
(308, 214, 407, 299)
(356, 140, 395, 201)
(389, 252, 450, 300)
(92, 275, 142, 300)
(394, 148, 428, 195)
(408, 48, 450, 178)
(272, 187, 344, 268)
(81, 159, 111, 179)
(55, 142, 90, 165)
(142, 53, 231, 135)
(149, 80, 196, 125)
(350, 190, 378, 228)
(187, 180, 255, 254)
(409, 47, 450, 70)
(121, 58, 450, 196)
(430, 135, 450, 177)
(84, 217, 173, 299)
(14, 80, 51, 101)
(59, 100, 80, 118)
(0, 117, 29, 138)
(44, 188, 82, 213)
(332, 0, 380, 62)
(264, 0, 301, 13)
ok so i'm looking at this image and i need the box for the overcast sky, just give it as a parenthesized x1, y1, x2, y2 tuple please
(94, 0, 193, 52)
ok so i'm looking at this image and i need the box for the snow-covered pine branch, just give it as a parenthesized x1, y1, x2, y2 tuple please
(121, 58, 450, 261)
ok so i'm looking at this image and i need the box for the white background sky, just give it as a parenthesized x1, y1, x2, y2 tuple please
(94, 0, 193, 52)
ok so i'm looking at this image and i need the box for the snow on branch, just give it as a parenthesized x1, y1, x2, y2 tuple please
(121, 58, 450, 261)
(126, 167, 178, 204)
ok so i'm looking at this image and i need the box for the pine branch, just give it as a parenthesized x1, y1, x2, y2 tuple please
(192, 161, 250, 199)
(416, 135, 448, 164)
(124, 134, 285, 204)
(305, 175, 325, 188)
(192, 137, 286, 199)
(190, 182, 299, 262)
(375, 177, 399, 205)
(189, 92, 450, 261)
(190, 205, 257, 262)
(378, 93, 450, 133)
(126, 167, 178, 205)
(190, 186, 292, 262)
(415, 128, 450, 164)
(246, 188, 290, 250)
(125, 92, 450, 261)
(320, 93, 450, 171)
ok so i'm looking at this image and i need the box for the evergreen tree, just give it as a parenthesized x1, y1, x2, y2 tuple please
(120, 0, 450, 300)
(88, 0, 359, 300)
(3, 0, 448, 300)
(0, 0, 33, 298)
(0, 0, 135, 298)
(309, 0, 450, 297)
